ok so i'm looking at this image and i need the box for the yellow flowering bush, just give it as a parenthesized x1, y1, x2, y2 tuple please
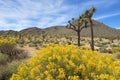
(0, 38, 26, 59)
(0, 38, 17, 45)
(0, 38, 17, 55)
(10, 44, 120, 80)
(112, 47, 120, 53)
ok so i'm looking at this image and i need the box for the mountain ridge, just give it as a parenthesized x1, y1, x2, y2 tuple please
(0, 20, 120, 37)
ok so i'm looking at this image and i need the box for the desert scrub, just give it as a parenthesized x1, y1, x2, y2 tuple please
(0, 38, 27, 60)
(10, 44, 120, 80)
(0, 38, 17, 45)
(112, 47, 120, 53)
(0, 61, 23, 80)
(0, 53, 9, 65)
(0, 38, 17, 59)
(114, 53, 120, 59)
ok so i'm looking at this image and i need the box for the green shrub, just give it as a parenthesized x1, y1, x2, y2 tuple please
(29, 43, 37, 47)
(67, 41, 72, 45)
(17, 39, 25, 44)
(0, 44, 15, 56)
(0, 61, 22, 80)
(112, 47, 120, 53)
(99, 48, 112, 53)
(114, 53, 120, 59)
(96, 44, 104, 47)
(101, 42, 110, 45)
(32, 40, 40, 44)
(0, 43, 27, 60)
(17, 51, 28, 59)
(19, 44, 24, 47)
(0, 53, 9, 65)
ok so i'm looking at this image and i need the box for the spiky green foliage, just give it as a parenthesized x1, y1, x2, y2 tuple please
(84, 7, 96, 50)
(66, 14, 88, 46)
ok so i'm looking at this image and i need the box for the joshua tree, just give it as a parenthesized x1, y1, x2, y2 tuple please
(66, 15, 88, 46)
(84, 7, 96, 50)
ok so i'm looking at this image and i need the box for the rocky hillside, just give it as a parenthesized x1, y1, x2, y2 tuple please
(19, 27, 43, 34)
(43, 20, 120, 37)
(0, 20, 120, 37)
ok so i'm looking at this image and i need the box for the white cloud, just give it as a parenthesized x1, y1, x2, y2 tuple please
(94, 13, 120, 20)
(0, 0, 69, 30)
(0, 0, 75, 30)
(0, 0, 119, 30)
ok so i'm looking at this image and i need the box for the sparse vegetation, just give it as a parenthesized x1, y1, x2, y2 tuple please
(0, 6, 120, 80)
(0, 43, 28, 60)
(0, 53, 9, 65)
(112, 47, 120, 53)
(0, 61, 23, 80)
(114, 53, 120, 59)
(0, 38, 27, 80)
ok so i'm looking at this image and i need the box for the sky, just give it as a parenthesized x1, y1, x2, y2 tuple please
(0, 0, 120, 31)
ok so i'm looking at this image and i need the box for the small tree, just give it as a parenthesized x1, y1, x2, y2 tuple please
(66, 14, 88, 46)
(84, 7, 96, 50)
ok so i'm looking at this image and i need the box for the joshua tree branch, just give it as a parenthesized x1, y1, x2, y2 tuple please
(69, 23, 76, 30)
(80, 26, 85, 32)
(69, 27, 77, 32)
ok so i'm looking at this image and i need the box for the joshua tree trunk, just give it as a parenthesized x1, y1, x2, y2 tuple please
(66, 14, 88, 47)
(89, 19, 94, 51)
(77, 31, 80, 46)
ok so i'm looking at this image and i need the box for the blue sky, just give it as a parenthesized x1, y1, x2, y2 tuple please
(0, 0, 120, 31)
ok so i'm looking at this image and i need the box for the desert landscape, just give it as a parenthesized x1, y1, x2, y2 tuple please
(0, 0, 120, 80)
(0, 20, 120, 80)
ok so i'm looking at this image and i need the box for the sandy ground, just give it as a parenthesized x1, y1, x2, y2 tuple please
(19, 45, 36, 58)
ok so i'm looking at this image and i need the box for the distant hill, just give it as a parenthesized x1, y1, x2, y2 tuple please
(43, 20, 120, 37)
(0, 30, 17, 34)
(0, 20, 120, 37)
(80, 20, 120, 37)
(19, 27, 43, 34)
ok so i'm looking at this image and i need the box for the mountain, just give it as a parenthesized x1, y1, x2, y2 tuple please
(80, 20, 120, 37)
(43, 20, 120, 37)
(0, 31, 5, 34)
(0, 30, 17, 34)
(43, 26, 74, 35)
(19, 27, 43, 34)
(0, 20, 120, 37)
